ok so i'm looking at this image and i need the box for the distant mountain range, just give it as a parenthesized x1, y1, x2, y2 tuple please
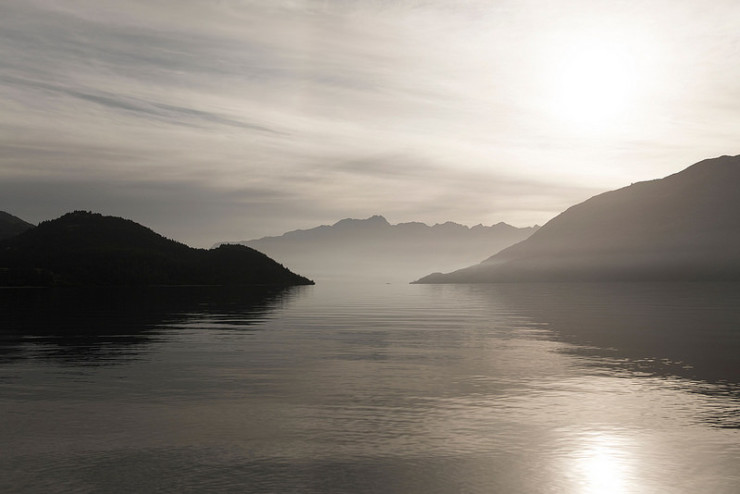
(415, 155, 740, 283)
(227, 215, 539, 282)
(0, 211, 313, 286)
(0, 211, 34, 240)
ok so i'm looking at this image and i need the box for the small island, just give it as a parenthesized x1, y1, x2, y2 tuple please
(0, 211, 314, 287)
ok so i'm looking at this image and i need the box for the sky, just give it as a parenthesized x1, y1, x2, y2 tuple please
(2, 0, 739, 247)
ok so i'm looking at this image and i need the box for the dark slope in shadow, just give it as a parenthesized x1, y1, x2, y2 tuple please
(0, 211, 313, 286)
(0, 211, 34, 240)
(416, 155, 740, 283)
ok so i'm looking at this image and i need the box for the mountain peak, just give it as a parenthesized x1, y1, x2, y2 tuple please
(669, 154, 740, 182)
(333, 215, 390, 228)
(0, 211, 35, 241)
(367, 214, 390, 224)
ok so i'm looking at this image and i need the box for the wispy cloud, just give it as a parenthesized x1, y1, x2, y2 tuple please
(2, 0, 740, 245)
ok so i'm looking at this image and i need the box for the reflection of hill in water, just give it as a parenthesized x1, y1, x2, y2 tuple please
(0, 285, 304, 365)
(466, 282, 740, 387)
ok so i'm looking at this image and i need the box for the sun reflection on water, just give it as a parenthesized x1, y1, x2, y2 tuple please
(570, 432, 635, 494)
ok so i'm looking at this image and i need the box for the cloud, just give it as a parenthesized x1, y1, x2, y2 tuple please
(2, 0, 740, 245)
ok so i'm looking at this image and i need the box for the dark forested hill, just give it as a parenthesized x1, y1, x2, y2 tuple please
(415, 155, 740, 283)
(0, 211, 313, 286)
(0, 211, 34, 240)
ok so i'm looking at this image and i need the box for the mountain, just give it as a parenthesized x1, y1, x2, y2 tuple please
(225, 215, 539, 282)
(0, 211, 313, 286)
(0, 211, 34, 240)
(414, 155, 740, 283)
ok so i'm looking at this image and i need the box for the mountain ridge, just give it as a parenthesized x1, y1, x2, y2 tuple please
(414, 155, 740, 283)
(227, 215, 534, 244)
(224, 215, 539, 282)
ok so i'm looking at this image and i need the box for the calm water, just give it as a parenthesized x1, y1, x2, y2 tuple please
(1, 282, 739, 493)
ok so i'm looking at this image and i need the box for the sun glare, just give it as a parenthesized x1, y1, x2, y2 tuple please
(571, 432, 634, 494)
(546, 32, 651, 133)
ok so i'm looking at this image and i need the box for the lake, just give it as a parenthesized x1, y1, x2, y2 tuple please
(1, 282, 739, 493)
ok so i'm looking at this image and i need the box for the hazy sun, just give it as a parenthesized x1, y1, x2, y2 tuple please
(547, 33, 648, 133)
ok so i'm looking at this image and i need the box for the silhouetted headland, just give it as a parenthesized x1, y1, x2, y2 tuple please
(223, 214, 538, 282)
(0, 211, 314, 286)
(415, 154, 740, 283)
(0, 211, 34, 241)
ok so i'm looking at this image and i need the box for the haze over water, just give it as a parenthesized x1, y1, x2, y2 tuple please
(1, 282, 739, 493)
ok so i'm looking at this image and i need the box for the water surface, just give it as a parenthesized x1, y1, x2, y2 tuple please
(1, 282, 739, 493)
